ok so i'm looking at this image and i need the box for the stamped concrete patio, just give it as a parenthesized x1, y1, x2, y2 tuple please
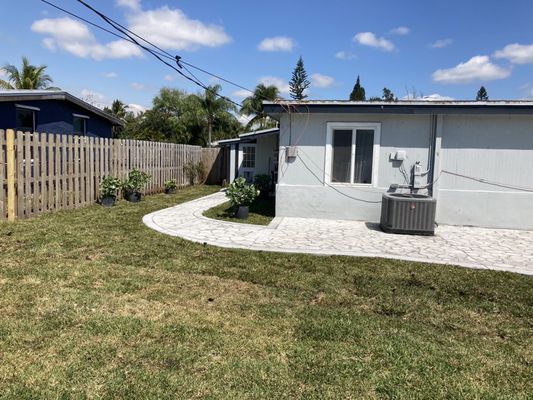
(143, 191, 533, 276)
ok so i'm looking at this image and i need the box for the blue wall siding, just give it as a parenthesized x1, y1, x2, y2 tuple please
(0, 99, 113, 138)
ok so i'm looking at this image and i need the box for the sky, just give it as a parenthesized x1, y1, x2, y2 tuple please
(1, 0, 533, 115)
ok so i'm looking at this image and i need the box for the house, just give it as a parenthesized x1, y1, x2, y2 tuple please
(0, 90, 123, 137)
(217, 127, 279, 185)
(252, 100, 533, 230)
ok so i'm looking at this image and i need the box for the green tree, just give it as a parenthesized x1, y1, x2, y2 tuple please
(382, 87, 396, 102)
(476, 86, 489, 101)
(0, 57, 58, 90)
(240, 84, 280, 130)
(104, 99, 128, 119)
(192, 84, 238, 146)
(349, 75, 366, 101)
(289, 56, 310, 100)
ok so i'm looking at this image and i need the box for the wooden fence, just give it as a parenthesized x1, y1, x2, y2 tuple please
(0, 129, 219, 221)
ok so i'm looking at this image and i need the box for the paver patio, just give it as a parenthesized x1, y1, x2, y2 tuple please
(143, 191, 533, 275)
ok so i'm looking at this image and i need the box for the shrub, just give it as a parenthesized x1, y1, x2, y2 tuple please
(184, 161, 206, 185)
(226, 177, 259, 207)
(122, 169, 151, 193)
(100, 176, 122, 198)
(164, 179, 177, 191)
(253, 174, 271, 194)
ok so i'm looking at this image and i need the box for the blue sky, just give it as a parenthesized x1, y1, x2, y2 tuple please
(1, 0, 533, 115)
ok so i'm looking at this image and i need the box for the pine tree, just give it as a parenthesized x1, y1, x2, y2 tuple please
(476, 86, 489, 101)
(289, 56, 310, 100)
(349, 75, 366, 101)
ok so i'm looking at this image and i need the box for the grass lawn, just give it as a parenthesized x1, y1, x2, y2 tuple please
(203, 196, 275, 225)
(0, 185, 531, 399)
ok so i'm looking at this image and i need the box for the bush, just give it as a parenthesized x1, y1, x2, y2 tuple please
(100, 176, 122, 198)
(122, 169, 151, 193)
(253, 174, 271, 194)
(164, 179, 177, 191)
(226, 177, 259, 207)
(184, 161, 206, 185)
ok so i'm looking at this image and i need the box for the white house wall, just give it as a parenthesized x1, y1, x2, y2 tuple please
(437, 115, 533, 229)
(276, 113, 433, 221)
(276, 112, 533, 229)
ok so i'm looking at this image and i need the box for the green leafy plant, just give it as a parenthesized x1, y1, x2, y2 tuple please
(226, 177, 259, 207)
(253, 174, 271, 195)
(164, 179, 177, 191)
(184, 161, 206, 185)
(100, 176, 122, 198)
(122, 169, 151, 193)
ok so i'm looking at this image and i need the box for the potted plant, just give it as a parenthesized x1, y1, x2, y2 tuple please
(164, 179, 177, 194)
(226, 177, 259, 219)
(253, 174, 272, 199)
(122, 169, 151, 203)
(99, 176, 122, 207)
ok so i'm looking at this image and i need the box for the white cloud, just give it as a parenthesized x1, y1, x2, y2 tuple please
(311, 73, 335, 88)
(232, 89, 252, 99)
(257, 36, 295, 52)
(126, 6, 231, 51)
(402, 93, 455, 101)
(116, 0, 141, 11)
(494, 43, 533, 64)
(259, 76, 290, 95)
(432, 55, 511, 84)
(237, 114, 253, 126)
(335, 51, 356, 60)
(130, 82, 148, 90)
(126, 103, 146, 115)
(103, 72, 118, 78)
(430, 38, 453, 49)
(353, 32, 394, 51)
(164, 74, 174, 81)
(390, 26, 410, 35)
(31, 17, 142, 60)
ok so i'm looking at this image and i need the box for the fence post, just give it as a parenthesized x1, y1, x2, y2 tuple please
(6, 129, 15, 222)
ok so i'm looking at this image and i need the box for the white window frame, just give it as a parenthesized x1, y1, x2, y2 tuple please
(238, 143, 256, 182)
(324, 122, 381, 187)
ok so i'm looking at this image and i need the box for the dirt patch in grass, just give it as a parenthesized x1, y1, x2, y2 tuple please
(0, 185, 532, 398)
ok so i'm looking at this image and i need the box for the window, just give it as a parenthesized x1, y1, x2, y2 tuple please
(16, 107, 36, 132)
(326, 123, 380, 185)
(242, 145, 256, 168)
(73, 114, 88, 136)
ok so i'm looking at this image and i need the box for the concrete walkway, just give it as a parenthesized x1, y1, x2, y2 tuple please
(143, 191, 533, 276)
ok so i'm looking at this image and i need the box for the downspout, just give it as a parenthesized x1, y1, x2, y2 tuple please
(427, 114, 438, 197)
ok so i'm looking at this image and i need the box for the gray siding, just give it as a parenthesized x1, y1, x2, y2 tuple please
(276, 112, 533, 229)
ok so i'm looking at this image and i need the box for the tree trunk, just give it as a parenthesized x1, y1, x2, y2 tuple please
(208, 119, 213, 147)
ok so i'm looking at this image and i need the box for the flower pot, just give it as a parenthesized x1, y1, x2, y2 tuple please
(124, 191, 142, 203)
(165, 188, 176, 194)
(236, 205, 249, 219)
(101, 195, 116, 207)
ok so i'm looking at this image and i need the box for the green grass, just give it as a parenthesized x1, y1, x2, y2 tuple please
(203, 196, 275, 225)
(0, 185, 531, 399)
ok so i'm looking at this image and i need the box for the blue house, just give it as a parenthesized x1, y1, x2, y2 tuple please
(0, 90, 123, 138)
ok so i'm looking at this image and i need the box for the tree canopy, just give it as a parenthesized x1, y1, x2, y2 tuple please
(349, 75, 366, 101)
(240, 84, 280, 130)
(289, 56, 310, 100)
(0, 57, 58, 90)
(476, 86, 489, 101)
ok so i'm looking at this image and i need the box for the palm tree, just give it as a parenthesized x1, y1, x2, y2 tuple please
(104, 99, 128, 119)
(0, 57, 59, 90)
(240, 84, 280, 130)
(194, 84, 237, 146)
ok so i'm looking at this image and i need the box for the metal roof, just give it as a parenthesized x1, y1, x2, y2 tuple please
(0, 90, 124, 125)
(263, 100, 533, 116)
(216, 128, 279, 145)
